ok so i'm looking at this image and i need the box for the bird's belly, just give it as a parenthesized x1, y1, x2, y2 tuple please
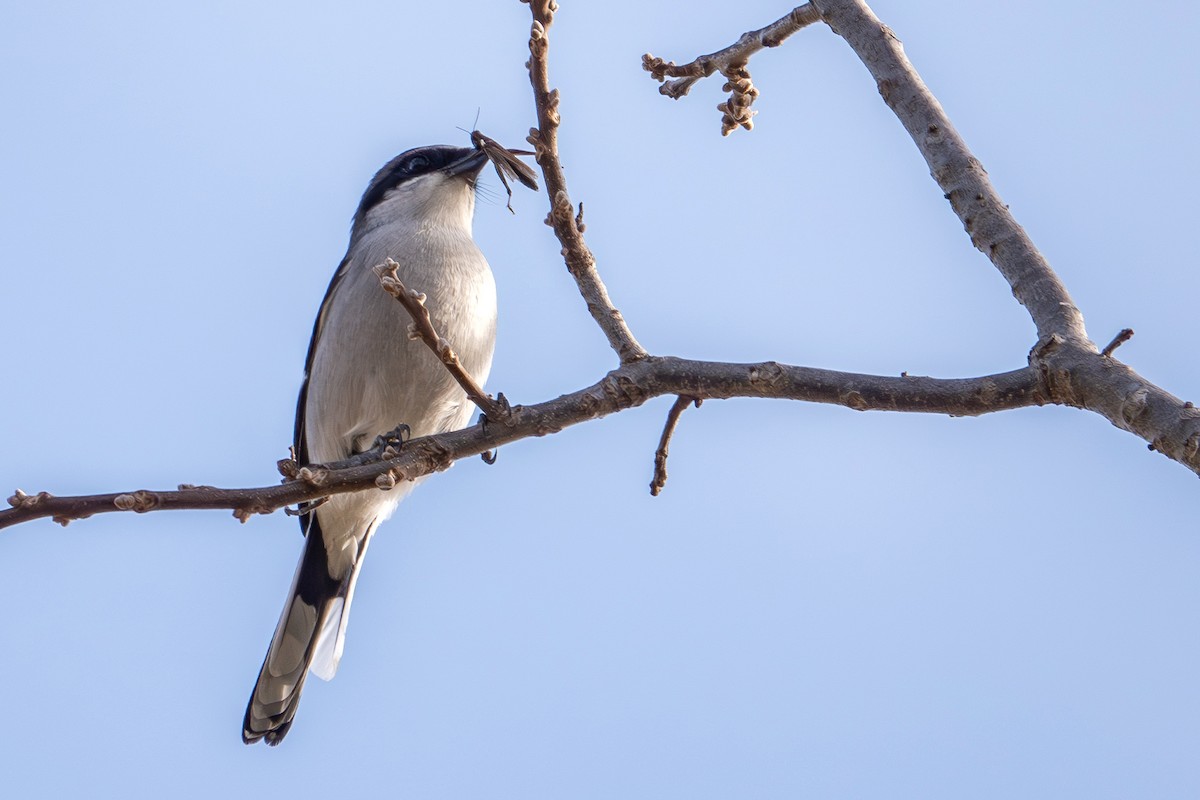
(304, 234, 496, 464)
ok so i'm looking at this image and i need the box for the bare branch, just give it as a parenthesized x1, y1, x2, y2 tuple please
(650, 396, 701, 497)
(790, 0, 1200, 473)
(643, 4, 821, 135)
(374, 259, 510, 423)
(522, 0, 648, 364)
(0, 358, 1046, 531)
(810, 0, 1087, 344)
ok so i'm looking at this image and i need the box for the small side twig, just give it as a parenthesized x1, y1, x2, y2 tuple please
(650, 396, 702, 496)
(1101, 328, 1135, 358)
(642, 3, 821, 135)
(374, 259, 510, 423)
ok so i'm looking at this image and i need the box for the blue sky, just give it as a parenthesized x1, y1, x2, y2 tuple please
(3, 1, 1199, 797)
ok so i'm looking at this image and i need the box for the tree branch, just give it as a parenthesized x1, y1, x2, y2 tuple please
(8, 0, 1199, 536)
(811, 0, 1087, 345)
(1, 358, 1044, 531)
(636, 0, 1200, 475)
(642, 4, 822, 134)
(522, 0, 647, 364)
(806, 0, 1200, 470)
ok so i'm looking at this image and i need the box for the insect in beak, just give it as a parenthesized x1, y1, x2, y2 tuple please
(470, 130, 539, 213)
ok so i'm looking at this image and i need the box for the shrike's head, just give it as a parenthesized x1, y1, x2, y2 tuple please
(352, 145, 489, 237)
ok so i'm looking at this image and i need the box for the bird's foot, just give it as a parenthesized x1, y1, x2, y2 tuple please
(478, 393, 511, 464)
(372, 424, 411, 459)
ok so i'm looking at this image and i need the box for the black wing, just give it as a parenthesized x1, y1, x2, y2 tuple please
(294, 255, 351, 470)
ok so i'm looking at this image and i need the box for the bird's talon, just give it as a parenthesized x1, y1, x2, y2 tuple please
(372, 423, 411, 451)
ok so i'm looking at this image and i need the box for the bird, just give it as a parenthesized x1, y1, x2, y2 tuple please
(242, 143, 501, 745)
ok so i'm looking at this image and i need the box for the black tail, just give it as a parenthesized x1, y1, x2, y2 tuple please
(243, 515, 355, 745)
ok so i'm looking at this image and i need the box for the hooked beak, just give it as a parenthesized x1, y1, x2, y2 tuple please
(444, 148, 489, 182)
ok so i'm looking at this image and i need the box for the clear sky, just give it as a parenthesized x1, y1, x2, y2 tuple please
(3, 1, 1199, 797)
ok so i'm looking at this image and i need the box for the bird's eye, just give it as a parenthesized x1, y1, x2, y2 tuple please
(405, 155, 430, 174)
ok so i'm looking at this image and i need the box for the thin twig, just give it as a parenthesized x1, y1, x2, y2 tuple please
(642, 4, 821, 134)
(521, 0, 648, 364)
(373, 259, 509, 423)
(650, 396, 701, 496)
(1101, 328, 1134, 358)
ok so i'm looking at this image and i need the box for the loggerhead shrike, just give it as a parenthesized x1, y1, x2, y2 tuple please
(242, 144, 501, 745)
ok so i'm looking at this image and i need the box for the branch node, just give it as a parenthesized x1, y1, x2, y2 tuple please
(8, 488, 51, 509)
(526, 127, 550, 163)
(747, 362, 786, 388)
(1032, 333, 1066, 360)
(530, 19, 547, 44)
(523, 0, 557, 27)
(297, 467, 330, 488)
(842, 390, 869, 411)
(113, 490, 158, 513)
(550, 190, 573, 225)
(1120, 387, 1151, 427)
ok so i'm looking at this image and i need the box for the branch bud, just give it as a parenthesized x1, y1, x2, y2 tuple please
(297, 467, 330, 487)
(112, 490, 158, 513)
